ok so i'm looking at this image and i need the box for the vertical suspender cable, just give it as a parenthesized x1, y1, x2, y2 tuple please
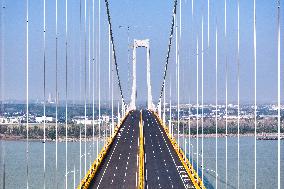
(26, 0, 29, 188)
(175, 13, 178, 136)
(215, 24, 218, 189)
(253, 0, 257, 188)
(127, 27, 130, 101)
(190, 0, 194, 168)
(111, 50, 114, 137)
(65, 0, 68, 187)
(84, 0, 87, 175)
(201, 16, 204, 183)
(95, 0, 99, 160)
(118, 102, 120, 124)
(188, 100, 191, 164)
(108, 24, 111, 136)
(208, 0, 210, 47)
(192, 0, 194, 17)
(98, 0, 101, 152)
(188, 53, 191, 168)
(88, 1, 91, 140)
(43, 0, 46, 187)
(95, 0, 99, 163)
(177, 0, 181, 149)
(79, 1, 82, 106)
(92, 0, 95, 161)
(0, 3, 5, 187)
(108, 18, 111, 136)
(0, 1, 4, 116)
(79, 0, 82, 182)
(277, 1, 281, 188)
(224, 0, 228, 187)
(88, 0, 91, 166)
(88, 2, 91, 161)
(2, 146, 5, 189)
(170, 77, 172, 136)
(237, 1, 240, 188)
(196, 37, 199, 178)
(175, 3, 178, 146)
(163, 81, 166, 124)
(73, 165, 76, 189)
(55, 0, 58, 187)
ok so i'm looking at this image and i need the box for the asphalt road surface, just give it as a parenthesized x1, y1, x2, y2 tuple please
(142, 110, 195, 189)
(89, 109, 195, 189)
(89, 110, 140, 189)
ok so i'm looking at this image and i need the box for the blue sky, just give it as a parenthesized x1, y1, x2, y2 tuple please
(0, 0, 283, 104)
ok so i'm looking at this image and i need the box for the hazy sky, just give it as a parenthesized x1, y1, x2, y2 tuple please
(0, 0, 283, 104)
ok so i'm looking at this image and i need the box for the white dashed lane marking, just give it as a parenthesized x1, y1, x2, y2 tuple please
(143, 110, 191, 188)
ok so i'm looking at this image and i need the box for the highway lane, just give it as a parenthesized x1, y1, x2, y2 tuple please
(89, 110, 140, 189)
(142, 110, 195, 189)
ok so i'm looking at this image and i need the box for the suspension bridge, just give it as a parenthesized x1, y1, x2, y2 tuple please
(0, 0, 282, 188)
(0, 0, 206, 188)
(77, 1, 205, 187)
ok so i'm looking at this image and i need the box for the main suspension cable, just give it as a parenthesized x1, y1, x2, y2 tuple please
(104, 0, 125, 106)
(157, 0, 178, 107)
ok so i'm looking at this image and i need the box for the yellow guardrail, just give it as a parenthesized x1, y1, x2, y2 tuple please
(77, 111, 131, 189)
(138, 111, 144, 189)
(152, 111, 206, 189)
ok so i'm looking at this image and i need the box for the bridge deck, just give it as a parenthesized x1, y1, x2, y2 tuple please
(85, 110, 199, 189)
(89, 110, 140, 189)
(143, 110, 195, 189)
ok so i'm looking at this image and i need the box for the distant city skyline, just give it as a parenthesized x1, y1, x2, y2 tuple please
(0, 0, 283, 105)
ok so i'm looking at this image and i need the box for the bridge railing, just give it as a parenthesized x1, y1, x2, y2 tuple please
(77, 111, 130, 189)
(152, 111, 206, 189)
(138, 111, 144, 189)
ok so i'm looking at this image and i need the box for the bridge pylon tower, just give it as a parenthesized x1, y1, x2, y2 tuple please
(129, 39, 154, 110)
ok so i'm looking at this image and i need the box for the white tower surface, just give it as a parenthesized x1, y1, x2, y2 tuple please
(129, 39, 154, 110)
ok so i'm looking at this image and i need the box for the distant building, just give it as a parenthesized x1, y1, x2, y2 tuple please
(0, 116, 22, 124)
(72, 116, 98, 125)
(223, 115, 238, 119)
(36, 116, 55, 123)
(72, 118, 95, 125)
(47, 93, 55, 104)
(101, 115, 110, 123)
(0, 116, 5, 123)
(72, 115, 109, 125)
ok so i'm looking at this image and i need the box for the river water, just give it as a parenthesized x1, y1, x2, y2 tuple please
(0, 137, 283, 188)
(180, 136, 284, 189)
(0, 140, 104, 189)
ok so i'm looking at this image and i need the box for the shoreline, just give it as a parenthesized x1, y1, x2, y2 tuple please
(0, 135, 106, 142)
(173, 132, 284, 138)
(1, 132, 284, 141)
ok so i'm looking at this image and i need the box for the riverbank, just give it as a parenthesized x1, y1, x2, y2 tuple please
(174, 132, 284, 139)
(0, 134, 105, 142)
(1, 132, 283, 141)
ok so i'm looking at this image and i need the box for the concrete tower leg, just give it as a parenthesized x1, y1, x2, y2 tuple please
(147, 44, 154, 110)
(130, 44, 137, 110)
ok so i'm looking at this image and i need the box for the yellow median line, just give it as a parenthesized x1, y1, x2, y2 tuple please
(152, 111, 206, 189)
(138, 111, 144, 189)
(77, 111, 131, 189)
